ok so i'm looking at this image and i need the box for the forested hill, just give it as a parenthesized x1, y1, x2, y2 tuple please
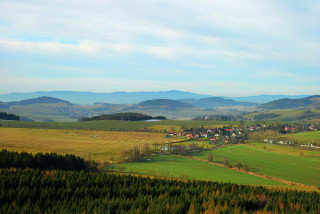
(138, 99, 192, 108)
(259, 95, 320, 110)
(80, 112, 166, 121)
(6, 96, 73, 106)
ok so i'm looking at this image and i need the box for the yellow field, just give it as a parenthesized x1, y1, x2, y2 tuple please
(0, 128, 172, 162)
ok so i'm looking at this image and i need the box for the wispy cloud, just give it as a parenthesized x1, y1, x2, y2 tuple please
(257, 71, 292, 77)
(0, 0, 319, 95)
(0, 39, 97, 55)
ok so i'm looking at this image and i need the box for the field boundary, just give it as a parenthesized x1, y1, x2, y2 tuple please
(182, 155, 319, 191)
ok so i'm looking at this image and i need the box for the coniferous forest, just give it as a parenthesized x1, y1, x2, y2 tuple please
(1, 151, 320, 213)
(0, 149, 95, 171)
(1, 169, 320, 213)
(0, 112, 20, 121)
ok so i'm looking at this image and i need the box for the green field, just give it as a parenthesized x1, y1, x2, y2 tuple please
(285, 130, 320, 144)
(119, 155, 282, 185)
(249, 142, 320, 157)
(192, 145, 320, 186)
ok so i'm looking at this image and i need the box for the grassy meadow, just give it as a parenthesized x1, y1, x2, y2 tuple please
(0, 128, 178, 162)
(192, 145, 320, 186)
(284, 130, 320, 144)
(249, 142, 320, 157)
(118, 155, 282, 186)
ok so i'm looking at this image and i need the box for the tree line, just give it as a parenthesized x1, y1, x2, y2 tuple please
(0, 112, 20, 121)
(0, 150, 96, 171)
(80, 112, 166, 121)
(0, 169, 319, 213)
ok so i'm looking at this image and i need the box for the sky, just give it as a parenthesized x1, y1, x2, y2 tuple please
(0, 0, 319, 97)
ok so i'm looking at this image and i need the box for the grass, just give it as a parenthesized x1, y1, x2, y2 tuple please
(284, 131, 320, 144)
(249, 142, 320, 157)
(0, 128, 178, 162)
(192, 145, 320, 186)
(118, 155, 282, 186)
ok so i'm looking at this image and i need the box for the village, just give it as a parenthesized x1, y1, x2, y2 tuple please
(165, 122, 320, 150)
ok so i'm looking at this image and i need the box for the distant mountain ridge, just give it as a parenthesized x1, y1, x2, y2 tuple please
(0, 90, 211, 104)
(228, 95, 309, 103)
(0, 91, 310, 104)
(1, 95, 319, 122)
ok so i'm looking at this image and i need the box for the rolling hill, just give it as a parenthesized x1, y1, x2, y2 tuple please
(258, 95, 320, 110)
(7, 96, 73, 106)
(0, 90, 211, 104)
(0, 90, 310, 104)
(138, 99, 192, 108)
(1, 95, 318, 122)
(0, 97, 91, 122)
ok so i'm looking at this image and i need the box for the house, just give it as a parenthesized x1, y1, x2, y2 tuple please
(186, 133, 193, 138)
(177, 132, 184, 136)
(169, 131, 175, 135)
(308, 124, 318, 130)
(201, 132, 207, 138)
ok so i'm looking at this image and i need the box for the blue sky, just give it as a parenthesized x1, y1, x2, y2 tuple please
(0, 0, 319, 96)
